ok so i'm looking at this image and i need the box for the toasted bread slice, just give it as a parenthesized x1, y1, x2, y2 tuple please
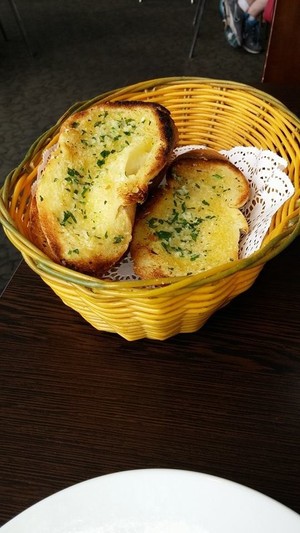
(29, 100, 177, 276)
(130, 148, 250, 278)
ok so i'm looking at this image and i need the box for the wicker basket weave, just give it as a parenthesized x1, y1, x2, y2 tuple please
(1, 77, 299, 340)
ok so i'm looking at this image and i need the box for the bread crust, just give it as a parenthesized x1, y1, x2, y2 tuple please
(29, 100, 178, 276)
(131, 148, 250, 279)
(28, 196, 59, 261)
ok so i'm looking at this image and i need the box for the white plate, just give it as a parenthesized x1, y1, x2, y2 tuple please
(2, 469, 299, 532)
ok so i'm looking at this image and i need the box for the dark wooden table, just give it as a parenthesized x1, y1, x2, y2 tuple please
(1, 85, 300, 527)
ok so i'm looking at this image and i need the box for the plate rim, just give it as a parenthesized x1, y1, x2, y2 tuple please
(2, 468, 299, 531)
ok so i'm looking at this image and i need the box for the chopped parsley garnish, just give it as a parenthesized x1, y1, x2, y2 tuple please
(67, 167, 80, 177)
(155, 230, 173, 241)
(147, 182, 214, 260)
(60, 210, 77, 226)
(113, 235, 124, 244)
(81, 139, 90, 147)
(81, 184, 91, 198)
(96, 149, 115, 167)
(68, 248, 80, 255)
(100, 149, 114, 159)
(65, 168, 81, 186)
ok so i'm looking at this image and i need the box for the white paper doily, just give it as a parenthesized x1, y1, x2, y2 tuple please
(36, 144, 294, 281)
(220, 146, 294, 258)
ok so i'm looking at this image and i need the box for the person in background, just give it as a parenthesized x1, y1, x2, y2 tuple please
(220, 0, 270, 54)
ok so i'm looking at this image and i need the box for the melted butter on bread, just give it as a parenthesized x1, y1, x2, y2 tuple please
(30, 101, 177, 275)
(130, 148, 250, 278)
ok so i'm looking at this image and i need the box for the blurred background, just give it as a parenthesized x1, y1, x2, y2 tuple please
(0, 0, 267, 292)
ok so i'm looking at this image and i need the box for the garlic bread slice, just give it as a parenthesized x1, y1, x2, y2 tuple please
(130, 148, 249, 278)
(30, 100, 177, 276)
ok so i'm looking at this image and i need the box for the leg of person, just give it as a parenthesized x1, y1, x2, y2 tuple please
(222, 0, 245, 47)
(247, 0, 268, 17)
(242, 0, 267, 54)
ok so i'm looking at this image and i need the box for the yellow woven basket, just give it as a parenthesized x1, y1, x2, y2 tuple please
(1, 77, 299, 340)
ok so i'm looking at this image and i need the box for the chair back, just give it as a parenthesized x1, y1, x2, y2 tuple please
(262, 0, 300, 86)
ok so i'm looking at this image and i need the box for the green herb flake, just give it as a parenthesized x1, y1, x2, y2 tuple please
(67, 167, 80, 177)
(81, 185, 91, 198)
(60, 210, 77, 226)
(161, 241, 171, 254)
(148, 218, 159, 229)
(113, 235, 124, 244)
(81, 139, 89, 147)
(100, 149, 111, 159)
(68, 248, 80, 255)
(155, 230, 173, 241)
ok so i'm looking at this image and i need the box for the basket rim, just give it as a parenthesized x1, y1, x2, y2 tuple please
(63, 76, 300, 128)
(1, 76, 300, 295)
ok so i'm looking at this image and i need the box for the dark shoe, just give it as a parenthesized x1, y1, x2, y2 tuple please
(223, 0, 244, 47)
(243, 15, 263, 53)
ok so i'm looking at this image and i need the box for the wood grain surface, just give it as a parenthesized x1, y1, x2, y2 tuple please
(1, 234, 299, 525)
(1, 84, 300, 527)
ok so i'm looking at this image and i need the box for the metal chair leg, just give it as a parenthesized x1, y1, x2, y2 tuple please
(189, 0, 206, 59)
(0, 16, 8, 40)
